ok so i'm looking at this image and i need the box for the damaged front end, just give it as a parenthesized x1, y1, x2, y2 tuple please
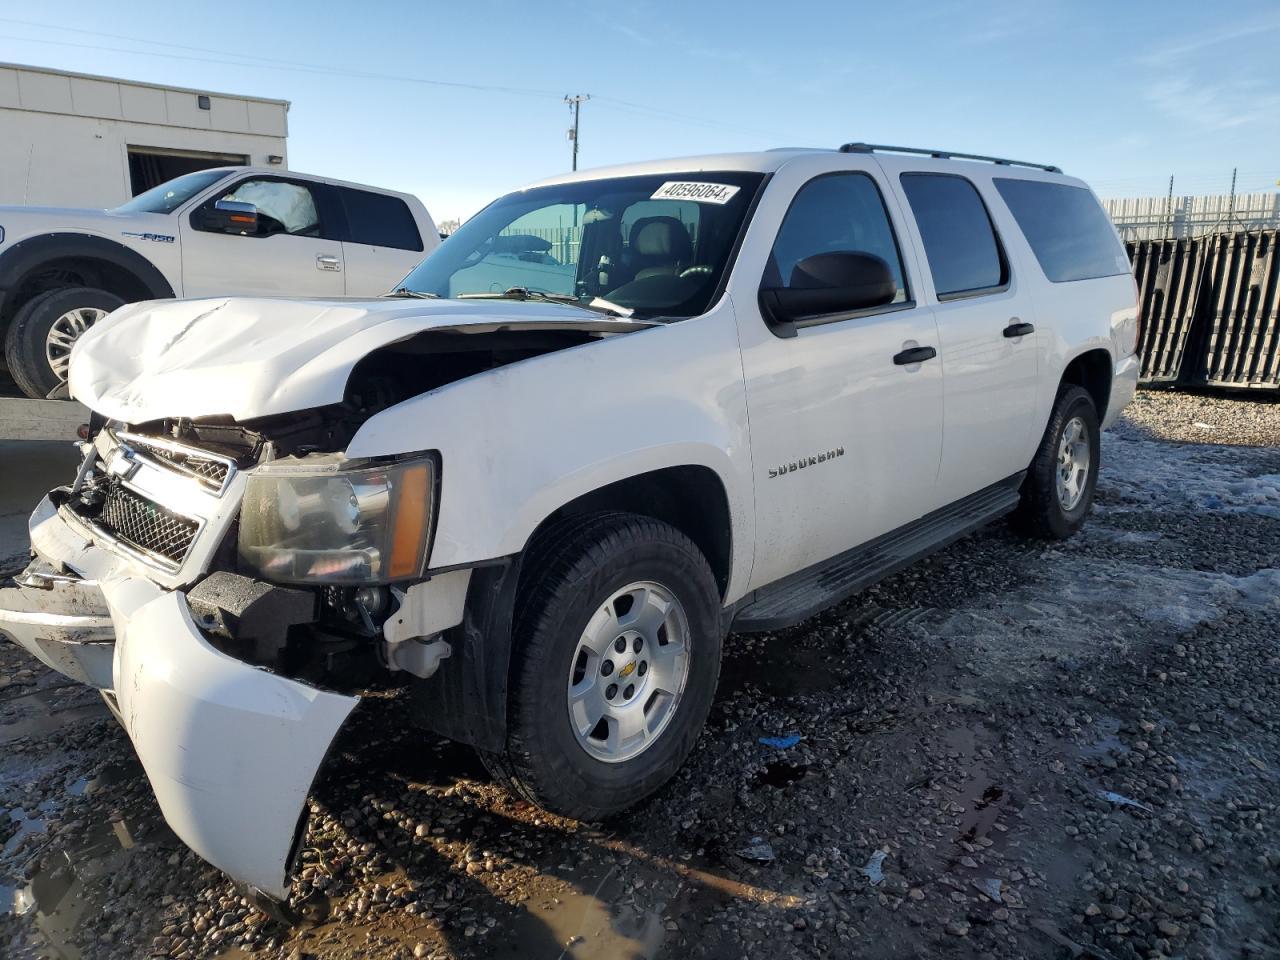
(1, 297, 653, 898)
(0, 407, 464, 900)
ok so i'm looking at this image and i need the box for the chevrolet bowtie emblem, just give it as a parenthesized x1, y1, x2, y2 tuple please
(618, 661, 637, 679)
(107, 448, 141, 481)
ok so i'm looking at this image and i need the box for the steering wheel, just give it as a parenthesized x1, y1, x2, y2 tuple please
(679, 265, 714, 278)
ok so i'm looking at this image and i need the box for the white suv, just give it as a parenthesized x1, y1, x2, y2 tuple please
(0, 167, 438, 397)
(0, 144, 1139, 899)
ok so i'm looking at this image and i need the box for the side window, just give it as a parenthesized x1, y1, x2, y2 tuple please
(899, 174, 1007, 299)
(339, 188, 423, 252)
(205, 179, 320, 238)
(993, 178, 1130, 282)
(767, 173, 908, 303)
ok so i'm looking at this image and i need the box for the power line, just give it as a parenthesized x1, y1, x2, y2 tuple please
(0, 29, 564, 99)
(0, 18, 776, 141)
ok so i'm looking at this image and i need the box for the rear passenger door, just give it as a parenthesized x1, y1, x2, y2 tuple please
(332, 187, 428, 295)
(887, 166, 1040, 500)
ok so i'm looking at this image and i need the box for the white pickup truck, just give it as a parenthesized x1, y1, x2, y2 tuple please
(0, 144, 1139, 902)
(0, 167, 438, 398)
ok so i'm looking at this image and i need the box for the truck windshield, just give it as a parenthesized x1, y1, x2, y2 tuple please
(398, 171, 765, 319)
(113, 169, 230, 215)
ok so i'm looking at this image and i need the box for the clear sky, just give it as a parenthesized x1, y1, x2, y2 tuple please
(2, 0, 1277, 221)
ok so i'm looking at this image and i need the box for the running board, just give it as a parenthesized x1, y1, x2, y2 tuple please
(732, 473, 1024, 633)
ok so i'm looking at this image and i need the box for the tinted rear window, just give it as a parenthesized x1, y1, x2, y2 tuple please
(994, 179, 1128, 282)
(900, 174, 1006, 298)
(338, 188, 423, 251)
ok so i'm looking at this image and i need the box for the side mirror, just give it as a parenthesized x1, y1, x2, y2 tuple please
(202, 199, 259, 234)
(759, 251, 897, 337)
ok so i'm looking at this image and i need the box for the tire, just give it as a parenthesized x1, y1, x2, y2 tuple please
(1014, 384, 1100, 540)
(4, 286, 125, 399)
(482, 511, 723, 820)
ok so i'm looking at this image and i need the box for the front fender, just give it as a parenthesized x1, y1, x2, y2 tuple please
(346, 300, 756, 602)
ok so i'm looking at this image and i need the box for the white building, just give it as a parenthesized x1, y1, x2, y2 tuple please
(0, 62, 289, 208)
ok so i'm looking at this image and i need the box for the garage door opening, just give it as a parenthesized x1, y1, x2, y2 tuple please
(128, 147, 249, 196)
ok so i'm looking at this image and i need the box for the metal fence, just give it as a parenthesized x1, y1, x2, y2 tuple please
(1131, 230, 1280, 390)
(1105, 193, 1280, 243)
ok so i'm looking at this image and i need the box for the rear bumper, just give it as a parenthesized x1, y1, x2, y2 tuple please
(1105, 353, 1140, 430)
(0, 496, 358, 900)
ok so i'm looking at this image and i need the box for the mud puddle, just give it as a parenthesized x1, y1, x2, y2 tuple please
(1, 758, 163, 960)
(0, 685, 107, 746)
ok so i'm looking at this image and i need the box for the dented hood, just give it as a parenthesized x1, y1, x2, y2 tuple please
(68, 296, 650, 422)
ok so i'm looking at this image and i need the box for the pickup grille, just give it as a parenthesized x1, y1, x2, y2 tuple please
(92, 477, 200, 567)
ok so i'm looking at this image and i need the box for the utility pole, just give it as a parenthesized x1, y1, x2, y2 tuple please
(565, 94, 589, 171)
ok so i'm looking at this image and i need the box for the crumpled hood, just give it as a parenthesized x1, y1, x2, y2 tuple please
(68, 296, 650, 423)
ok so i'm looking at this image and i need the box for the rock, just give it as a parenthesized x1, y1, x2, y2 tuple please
(944, 922, 970, 936)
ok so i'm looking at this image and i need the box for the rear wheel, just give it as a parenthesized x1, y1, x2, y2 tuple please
(1014, 384, 1100, 539)
(482, 512, 722, 820)
(4, 286, 124, 398)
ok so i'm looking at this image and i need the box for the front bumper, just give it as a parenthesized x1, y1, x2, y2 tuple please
(0, 496, 358, 900)
(0, 562, 114, 688)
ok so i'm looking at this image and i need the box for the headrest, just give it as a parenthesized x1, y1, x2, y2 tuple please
(630, 217, 693, 260)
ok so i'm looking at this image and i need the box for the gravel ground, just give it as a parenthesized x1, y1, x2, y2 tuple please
(2, 390, 1278, 960)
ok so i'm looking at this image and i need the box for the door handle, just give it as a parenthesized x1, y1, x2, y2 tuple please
(316, 254, 341, 272)
(893, 345, 937, 365)
(1003, 319, 1035, 338)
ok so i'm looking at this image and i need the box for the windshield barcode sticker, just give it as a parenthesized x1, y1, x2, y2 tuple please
(650, 181, 741, 205)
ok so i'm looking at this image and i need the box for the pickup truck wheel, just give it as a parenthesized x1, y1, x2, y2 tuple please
(1014, 384, 1100, 540)
(484, 512, 722, 820)
(4, 286, 124, 398)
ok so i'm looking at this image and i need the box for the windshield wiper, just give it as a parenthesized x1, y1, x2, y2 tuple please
(385, 287, 439, 299)
(458, 287, 634, 319)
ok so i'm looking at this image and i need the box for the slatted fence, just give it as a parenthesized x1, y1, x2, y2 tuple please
(1130, 230, 1280, 391)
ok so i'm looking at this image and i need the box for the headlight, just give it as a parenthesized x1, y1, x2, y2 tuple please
(238, 454, 436, 585)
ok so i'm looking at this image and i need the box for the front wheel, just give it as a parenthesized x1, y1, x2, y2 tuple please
(482, 512, 723, 820)
(1014, 384, 1100, 540)
(4, 286, 125, 398)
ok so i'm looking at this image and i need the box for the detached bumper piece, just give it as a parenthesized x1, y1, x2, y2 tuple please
(0, 560, 114, 688)
(109, 582, 357, 900)
(0, 496, 360, 900)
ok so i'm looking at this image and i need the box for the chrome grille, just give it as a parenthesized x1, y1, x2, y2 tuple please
(116, 431, 234, 494)
(92, 477, 200, 567)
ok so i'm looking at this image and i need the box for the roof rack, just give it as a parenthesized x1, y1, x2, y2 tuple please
(838, 142, 1062, 174)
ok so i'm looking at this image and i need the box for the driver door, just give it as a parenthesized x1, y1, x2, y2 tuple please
(734, 164, 945, 592)
(179, 176, 346, 299)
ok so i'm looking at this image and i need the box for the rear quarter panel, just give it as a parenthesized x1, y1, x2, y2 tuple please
(983, 173, 1138, 432)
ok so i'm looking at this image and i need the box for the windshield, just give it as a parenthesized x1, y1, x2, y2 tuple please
(112, 169, 231, 215)
(398, 171, 765, 319)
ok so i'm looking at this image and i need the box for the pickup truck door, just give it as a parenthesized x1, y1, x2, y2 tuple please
(178, 176, 345, 299)
(733, 162, 945, 592)
(882, 163, 1040, 499)
(329, 185, 433, 296)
